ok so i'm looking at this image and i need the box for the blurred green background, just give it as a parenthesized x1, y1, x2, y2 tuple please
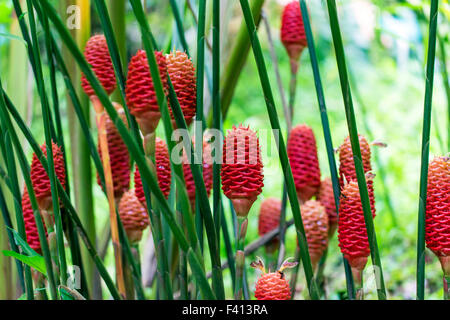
(0, 0, 448, 299)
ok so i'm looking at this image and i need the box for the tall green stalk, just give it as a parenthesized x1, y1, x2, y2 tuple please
(219, 0, 265, 122)
(195, 0, 207, 252)
(27, 0, 68, 287)
(3, 91, 122, 299)
(59, 0, 98, 298)
(238, 0, 319, 300)
(416, 0, 439, 300)
(299, 0, 355, 299)
(107, 0, 127, 103)
(212, 0, 222, 258)
(0, 77, 58, 299)
(41, 0, 215, 299)
(325, 0, 386, 300)
(437, 35, 450, 151)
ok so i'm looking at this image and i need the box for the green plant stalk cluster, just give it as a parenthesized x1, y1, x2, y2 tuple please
(415, 0, 439, 300)
(325, 0, 387, 300)
(299, 0, 355, 299)
(239, 0, 320, 300)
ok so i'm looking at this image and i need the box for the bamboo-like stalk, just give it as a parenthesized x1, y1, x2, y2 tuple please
(437, 35, 450, 152)
(195, 0, 207, 252)
(94, 0, 174, 299)
(59, 0, 98, 298)
(36, 3, 88, 299)
(0, 4, 30, 298)
(219, 0, 265, 122)
(238, 0, 319, 300)
(129, 0, 225, 299)
(107, 0, 127, 103)
(0, 80, 58, 299)
(27, 0, 68, 287)
(41, 0, 215, 298)
(212, 0, 222, 258)
(169, 0, 189, 53)
(299, 0, 355, 299)
(3, 90, 122, 300)
(0, 183, 24, 298)
(259, 9, 292, 271)
(92, 98, 127, 298)
(348, 69, 398, 229)
(325, 0, 387, 300)
(416, 0, 439, 300)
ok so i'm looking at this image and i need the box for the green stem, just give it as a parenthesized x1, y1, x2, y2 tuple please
(2, 90, 122, 300)
(437, 35, 450, 152)
(107, 0, 127, 103)
(234, 216, 247, 300)
(212, 0, 222, 249)
(238, 0, 320, 300)
(60, 0, 98, 298)
(218, 0, 265, 123)
(325, 0, 386, 300)
(415, 0, 439, 300)
(0, 82, 58, 300)
(299, 0, 355, 299)
(195, 0, 206, 252)
(444, 275, 449, 300)
(289, 246, 301, 299)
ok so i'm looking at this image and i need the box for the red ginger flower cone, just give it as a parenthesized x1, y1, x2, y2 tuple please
(97, 104, 130, 198)
(135, 138, 172, 206)
(166, 51, 197, 127)
(252, 257, 297, 300)
(280, 1, 307, 71)
(425, 156, 450, 275)
(22, 188, 47, 254)
(317, 178, 338, 237)
(338, 177, 376, 274)
(182, 138, 213, 209)
(126, 50, 168, 134)
(221, 125, 264, 216)
(258, 198, 282, 253)
(118, 189, 150, 244)
(287, 124, 321, 203)
(339, 134, 372, 186)
(30, 142, 66, 210)
(299, 200, 329, 267)
(338, 135, 376, 218)
(81, 35, 116, 97)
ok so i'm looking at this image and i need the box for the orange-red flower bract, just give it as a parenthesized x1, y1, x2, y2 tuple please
(338, 179, 376, 271)
(280, 1, 307, 62)
(287, 124, 321, 203)
(135, 138, 172, 206)
(118, 189, 150, 244)
(182, 139, 213, 208)
(299, 200, 329, 266)
(254, 272, 291, 300)
(425, 156, 450, 274)
(166, 51, 197, 127)
(30, 142, 66, 210)
(221, 125, 264, 216)
(338, 134, 376, 217)
(81, 35, 116, 97)
(258, 198, 282, 253)
(317, 178, 338, 236)
(96, 106, 130, 198)
(126, 50, 168, 134)
(339, 134, 372, 186)
(22, 188, 47, 254)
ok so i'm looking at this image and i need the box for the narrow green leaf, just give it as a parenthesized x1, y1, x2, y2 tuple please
(2, 251, 47, 276)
